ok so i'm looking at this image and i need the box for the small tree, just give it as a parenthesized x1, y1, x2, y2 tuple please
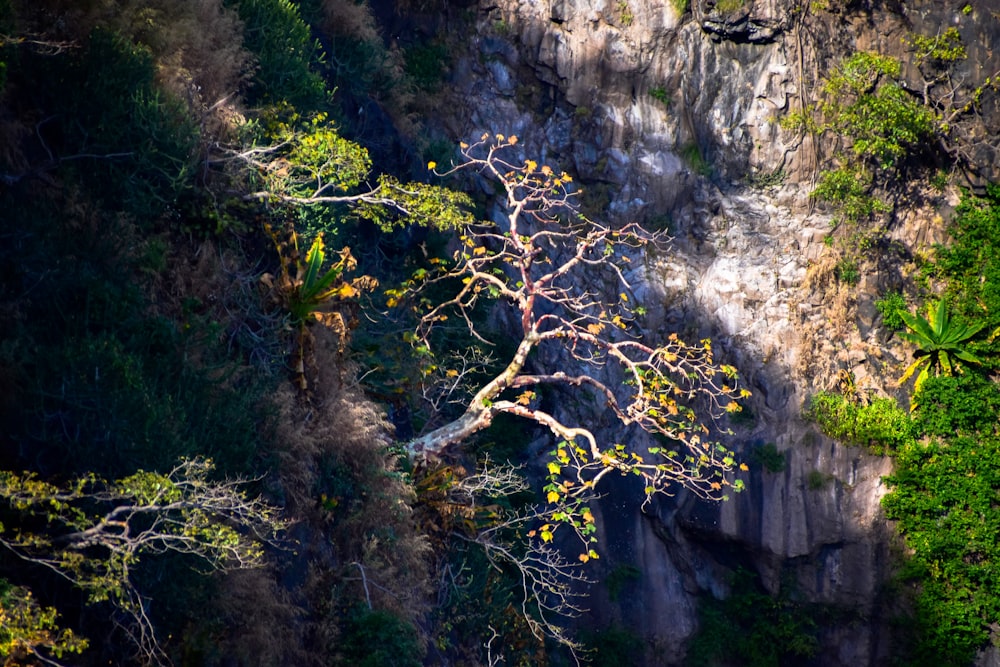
(0, 579, 88, 666)
(235, 130, 748, 655)
(385, 137, 748, 652)
(405, 136, 747, 502)
(0, 458, 286, 665)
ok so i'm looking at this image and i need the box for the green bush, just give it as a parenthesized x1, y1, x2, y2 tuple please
(19, 28, 202, 218)
(670, 0, 690, 14)
(579, 625, 643, 667)
(912, 374, 1000, 438)
(882, 427, 1000, 665)
(812, 165, 888, 223)
(228, 0, 327, 107)
(338, 608, 424, 667)
(806, 470, 832, 490)
(649, 86, 671, 106)
(680, 143, 712, 177)
(793, 50, 937, 226)
(686, 569, 818, 667)
(875, 291, 908, 330)
(835, 257, 861, 285)
(404, 42, 449, 91)
(934, 185, 1000, 343)
(749, 442, 786, 473)
(806, 392, 913, 455)
(877, 182, 1000, 665)
(820, 52, 935, 168)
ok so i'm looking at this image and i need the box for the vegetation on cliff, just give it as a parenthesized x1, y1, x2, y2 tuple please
(810, 185, 1000, 665)
(0, 0, 750, 664)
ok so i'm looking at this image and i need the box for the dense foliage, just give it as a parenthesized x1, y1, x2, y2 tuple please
(1, 0, 749, 663)
(686, 569, 819, 667)
(0, 0, 442, 663)
(809, 187, 1000, 664)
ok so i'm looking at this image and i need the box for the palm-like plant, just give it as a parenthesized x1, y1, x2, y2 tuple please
(897, 299, 984, 393)
(262, 223, 376, 398)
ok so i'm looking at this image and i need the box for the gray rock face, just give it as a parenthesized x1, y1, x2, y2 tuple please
(693, 0, 787, 44)
(419, 0, 1000, 663)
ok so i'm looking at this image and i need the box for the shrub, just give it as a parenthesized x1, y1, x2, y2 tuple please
(686, 569, 819, 667)
(404, 42, 449, 91)
(791, 50, 937, 226)
(812, 165, 888, 223)
(749, 442, 785, 473)
(680, 143, 712, 177)
(875, 291, 907, 330)
(835, 257, 861, 285)
(882, 427, 1000, 665)
(807, 470, 832, 490)
(670, 0, 690, 14)
(229, 0, 326, 107)
(911, 374, 1000, 437)
(715, 0, 745, 12)
(806, 392, 913, 455)
(649, 86, 671, 106)
(47, 28, 201, 217)
(933, 185, 1000, 342)
(338, 608, 424, 667)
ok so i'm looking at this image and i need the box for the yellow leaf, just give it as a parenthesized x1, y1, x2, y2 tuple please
(547, 461, 561, 475)
(546, 490, 560, 503)
(586, 322, 604, 335)
(460, 142, 469, 149)
(427, 161, 437, 170)
(509, 135, 518, 145)
(496, 134, 505, 142)
(541, 529, 554, 543)
(582, 510, 594, 524)
(739, 463, 749, 472)
(446, 369, 460, 378)
(620, 292, 628, 302)
(472, 246, 487, 256)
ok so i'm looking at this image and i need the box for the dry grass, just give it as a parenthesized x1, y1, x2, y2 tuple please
(11, 0, 251, 140)
(796, 252, 860, 387)
(208, 568, 312, 666)
(321, 0, 381, 44)
(271, 331, 431, 625)
(104, 0, 252, 137)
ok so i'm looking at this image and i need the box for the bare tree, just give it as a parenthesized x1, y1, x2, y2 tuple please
(390, 135, 748, 660)
(228, 128, 748, 658)
(903, 28, 1000, 176)
(404, 135, 747, 501)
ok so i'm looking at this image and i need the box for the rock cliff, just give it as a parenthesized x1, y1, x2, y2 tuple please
(401, 0, 1000, 663)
